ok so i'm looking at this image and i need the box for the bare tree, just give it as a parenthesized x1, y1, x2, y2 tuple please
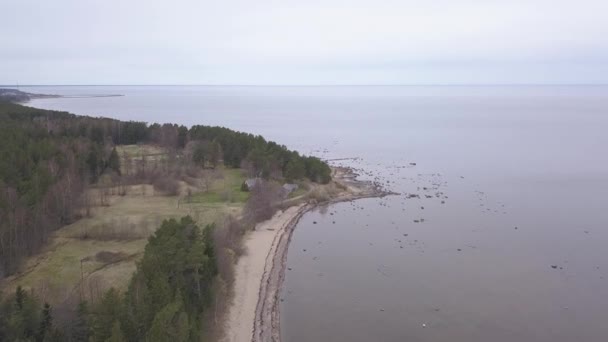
(200, 168, 220, 193)
(97, 175, 112, 206)
(243, 180, 282, 225)
(122, 151, 132, 177)
(240, 159, 257, 178)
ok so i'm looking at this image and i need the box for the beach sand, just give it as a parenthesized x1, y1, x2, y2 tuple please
(223, 204, 308, 342)
(223, 167, 389, 342)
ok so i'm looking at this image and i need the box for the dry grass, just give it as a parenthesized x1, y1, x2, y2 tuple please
(1, 161, 246, 305)
(306, 181, 344, 203)
(0, 238, 146, 303)
(116, 144, 166, 157)
(1, 147, 340, 309)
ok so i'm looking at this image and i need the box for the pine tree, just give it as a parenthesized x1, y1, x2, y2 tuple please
(92, 289, 122, 342)
(146, 298, 189, 342)
(107, 147, 121, 175)
(285, 158, 306, 181)
(6, 286, 41, 341)
(71, 301, 91, 342)
(36, 302, 52, 342)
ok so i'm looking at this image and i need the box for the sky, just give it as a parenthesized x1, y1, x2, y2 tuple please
(1, 0, 607, 85)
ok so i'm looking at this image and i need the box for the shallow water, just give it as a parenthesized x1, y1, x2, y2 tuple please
(25, 85, 608, 341)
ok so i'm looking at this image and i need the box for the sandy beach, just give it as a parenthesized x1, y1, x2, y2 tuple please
(223, 204, 309, 342)
(223, 168, 388, 342)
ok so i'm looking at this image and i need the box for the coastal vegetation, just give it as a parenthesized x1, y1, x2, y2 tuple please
(0, 99, 333, 340)
(1, 217, 216, 341)
(0, 100, 330, 277)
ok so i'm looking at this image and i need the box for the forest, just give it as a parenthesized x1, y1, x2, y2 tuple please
(0, 100, 332, 340)
(0, 101, 330, 279)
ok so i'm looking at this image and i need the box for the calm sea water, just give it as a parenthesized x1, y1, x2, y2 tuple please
(25, 85, 608, 341)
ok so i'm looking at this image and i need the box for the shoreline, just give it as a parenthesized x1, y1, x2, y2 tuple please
(224, 167, 392, 342)
(1, 88, 124, 103)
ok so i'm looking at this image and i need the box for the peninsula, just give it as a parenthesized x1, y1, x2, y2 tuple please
(0, 95, 389, 341)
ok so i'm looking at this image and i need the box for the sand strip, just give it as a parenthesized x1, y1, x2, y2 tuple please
(223, 204, 308, 342)
(224, 168, 391, 342)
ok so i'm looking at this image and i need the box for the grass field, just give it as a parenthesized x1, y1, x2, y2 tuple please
(189, 168, 250, 204)
(116, 144, 165, 157)
(1, 148, 250, 305)
(1, 145, 326, 306)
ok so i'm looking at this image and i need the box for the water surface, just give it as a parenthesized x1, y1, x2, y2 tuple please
(25, 85, 608, 341)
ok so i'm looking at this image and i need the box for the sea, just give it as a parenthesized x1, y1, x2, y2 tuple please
(23, 85, 608, 342)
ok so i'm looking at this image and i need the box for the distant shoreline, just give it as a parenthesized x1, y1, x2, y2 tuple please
(0, 88, 123, 103)
(41, 94, 125, 99)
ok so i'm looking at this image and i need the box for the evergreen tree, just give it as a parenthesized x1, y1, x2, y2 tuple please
(71, 301, 91, 342)
(36, 302, 52, 342)
(304, 156, 331, 184)
(86, 144, 101, 182)
(146, 298, 189, 342)
(192, 141, 206, 167)
(92, 288, 122, 342)
(4, 286, 41, 341)
(121, 217, 217, 340)
(177, 126, 188, 148)
(285, 158, 306, 181)
(107, 147, 121, 175)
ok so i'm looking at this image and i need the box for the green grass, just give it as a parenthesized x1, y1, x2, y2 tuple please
(189, 168, 249, 204)
(3, 238, 146, 299)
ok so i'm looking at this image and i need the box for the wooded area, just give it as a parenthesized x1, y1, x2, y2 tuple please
(0, 101, 330, 278)
(0, 217, 217, 341)
(0, 100, 331, 340)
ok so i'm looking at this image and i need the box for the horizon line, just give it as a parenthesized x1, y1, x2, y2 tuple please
(2, 83, 608, 87)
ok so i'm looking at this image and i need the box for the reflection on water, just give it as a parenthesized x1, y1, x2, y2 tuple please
(26, 85, 608, 341)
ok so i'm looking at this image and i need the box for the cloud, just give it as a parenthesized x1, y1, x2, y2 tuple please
(1, 0, 607, 84)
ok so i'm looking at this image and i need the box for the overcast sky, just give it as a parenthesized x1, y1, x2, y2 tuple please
(1, 0, 607, 85)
